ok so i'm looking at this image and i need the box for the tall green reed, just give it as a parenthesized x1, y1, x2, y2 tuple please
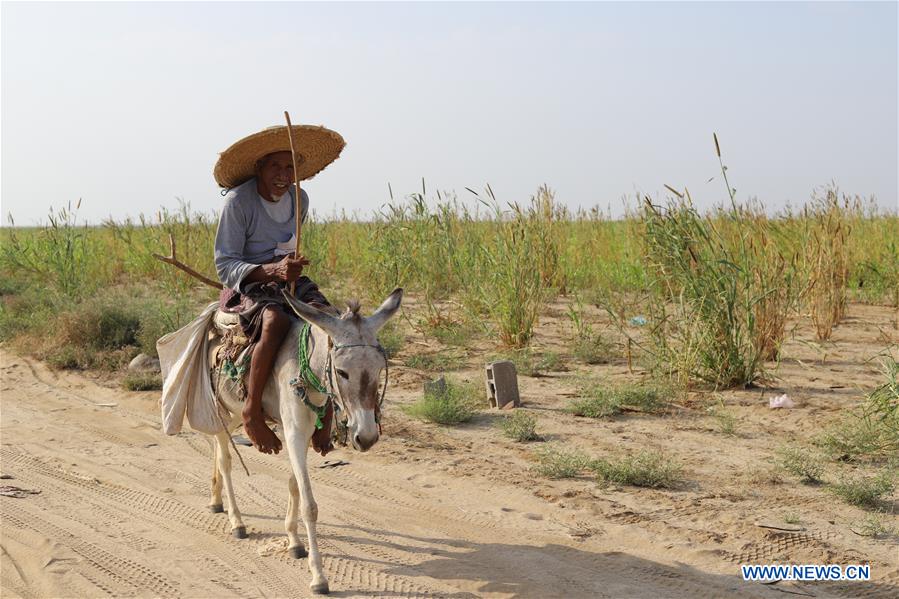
(630, 136, 794, 387)
(2, 200, 93, 297)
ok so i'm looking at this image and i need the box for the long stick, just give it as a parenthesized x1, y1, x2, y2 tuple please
(284, 111, 302, 295)
(153, 233, 223, 289)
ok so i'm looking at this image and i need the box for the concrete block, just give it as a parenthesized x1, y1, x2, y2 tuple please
(423, 376, 447, 397)
(485, 361, 519, 409)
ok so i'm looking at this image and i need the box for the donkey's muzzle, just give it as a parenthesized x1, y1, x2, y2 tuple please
(353, 431, 379, 452)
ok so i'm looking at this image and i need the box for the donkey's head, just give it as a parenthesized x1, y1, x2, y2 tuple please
(284, 288, 403, 451)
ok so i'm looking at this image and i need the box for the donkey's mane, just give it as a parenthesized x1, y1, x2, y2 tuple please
(341, 299, 363, 322)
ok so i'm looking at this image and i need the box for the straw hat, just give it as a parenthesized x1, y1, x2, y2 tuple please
(214, 124, 346, 188)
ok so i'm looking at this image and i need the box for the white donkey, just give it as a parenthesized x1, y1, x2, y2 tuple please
(207, 288, 402, 595)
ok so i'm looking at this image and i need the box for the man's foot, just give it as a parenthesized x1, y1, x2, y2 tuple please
(311, 403, 335, 457)
(243, 413, 282, 454)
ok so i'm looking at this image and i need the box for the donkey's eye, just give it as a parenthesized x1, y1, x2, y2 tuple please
(336, 369, 349, 380)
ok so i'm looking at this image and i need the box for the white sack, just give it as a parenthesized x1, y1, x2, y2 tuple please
(157, 302, 228, 435)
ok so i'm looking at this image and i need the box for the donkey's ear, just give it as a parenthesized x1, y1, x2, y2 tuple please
(281, 289, 340, 334)
(367, 287, 403, 332)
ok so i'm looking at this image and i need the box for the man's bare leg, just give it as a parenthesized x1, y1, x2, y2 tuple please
(243, 306, 288, 454)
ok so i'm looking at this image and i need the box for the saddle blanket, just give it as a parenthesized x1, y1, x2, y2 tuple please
(157, 302, 229, 435)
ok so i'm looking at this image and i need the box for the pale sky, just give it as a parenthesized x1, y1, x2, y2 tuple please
(2, 1, 897, 225)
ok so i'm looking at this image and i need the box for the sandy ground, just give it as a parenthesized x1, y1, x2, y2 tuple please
(1, 302, 897, 598)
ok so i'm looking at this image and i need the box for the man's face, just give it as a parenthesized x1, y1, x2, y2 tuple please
(256, 151, 296, 200)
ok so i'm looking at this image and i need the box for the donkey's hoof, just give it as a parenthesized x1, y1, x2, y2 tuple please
(289, 545, 307, 559)
(311, 582, 329, 595)
(209, 504, 224, 513)
(232, 526, 247, 539)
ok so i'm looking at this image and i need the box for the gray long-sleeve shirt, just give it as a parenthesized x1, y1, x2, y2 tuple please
(214, 178, 309, 291)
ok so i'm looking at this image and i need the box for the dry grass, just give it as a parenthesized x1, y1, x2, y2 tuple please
(805, 188, 853, 340)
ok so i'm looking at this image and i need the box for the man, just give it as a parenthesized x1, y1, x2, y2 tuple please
(213, 124, 345, 456)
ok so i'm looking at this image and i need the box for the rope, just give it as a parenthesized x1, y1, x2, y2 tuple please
(291, 322, 333, 430)
(212, 365, 251, 477)
(296, 322, 329, 394)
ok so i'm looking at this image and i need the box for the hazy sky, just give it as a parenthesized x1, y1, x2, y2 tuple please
(2, 1, 897, 225)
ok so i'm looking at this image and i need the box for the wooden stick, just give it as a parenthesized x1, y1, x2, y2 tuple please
(153, 233, 223, 289)
(284, 111, 302, 295)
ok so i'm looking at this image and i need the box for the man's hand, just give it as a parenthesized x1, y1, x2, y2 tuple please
(246, 253, 311, 285)
(271, 253, 310, 282)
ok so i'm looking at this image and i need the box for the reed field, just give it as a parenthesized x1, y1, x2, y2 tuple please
(0, 186, 895, 383)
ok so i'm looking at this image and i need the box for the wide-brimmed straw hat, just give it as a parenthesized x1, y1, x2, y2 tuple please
(214, 124, 345, 188)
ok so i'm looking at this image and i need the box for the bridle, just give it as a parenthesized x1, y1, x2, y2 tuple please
(291, 322, 389, 439)
(327, 339, 389, 428)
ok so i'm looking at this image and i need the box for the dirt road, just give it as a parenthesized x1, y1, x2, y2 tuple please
(0, 328, 895, 598)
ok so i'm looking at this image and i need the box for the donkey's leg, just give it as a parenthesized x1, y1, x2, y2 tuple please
(209, 439, 224, 513)
(213, 431, 247, 538)
(285, 474, 306, 558)
(284, 430, 328, 594)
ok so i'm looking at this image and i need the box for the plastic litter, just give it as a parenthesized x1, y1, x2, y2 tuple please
(232, 435, 253, 447)
(629, 316, 647, 326)
(768, 394, 795, 409)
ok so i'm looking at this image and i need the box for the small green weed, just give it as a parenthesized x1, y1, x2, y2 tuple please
(536, 351, 563, 372)
(713, 410, 738, 435)
(568, 380, 669, 418)
(591, 450, 683, 489)
(706, 398, 738, 435)
(567, 297, 614, 364)
(829, 471, 895, 508)
(568, 392, 620, 418)
(776, 447, 825, 484)
(532, 445, 591, 479)
(816, 358, 898, 461)
(817, 419, 898, 462)
(573, 333, 614, 365)
(499, 410, 541, 442)
(784, 513, 801, 525)
(852, 512, 895, 538)
(402, 379, 480, 425)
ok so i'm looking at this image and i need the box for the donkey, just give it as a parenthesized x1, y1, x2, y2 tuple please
(206, 288, 402, 595)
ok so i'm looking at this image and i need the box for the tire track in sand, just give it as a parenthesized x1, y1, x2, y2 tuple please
(1, 445, 448, 597)
(0, 502, 179, 597)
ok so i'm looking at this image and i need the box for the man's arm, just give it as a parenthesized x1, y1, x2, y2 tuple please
(214, 199, 258, 290)
(242, 254, 309, 285)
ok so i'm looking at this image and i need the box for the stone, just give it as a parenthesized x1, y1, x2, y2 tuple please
(485, 361, 520, 409)
(128, 353, 161, 373)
